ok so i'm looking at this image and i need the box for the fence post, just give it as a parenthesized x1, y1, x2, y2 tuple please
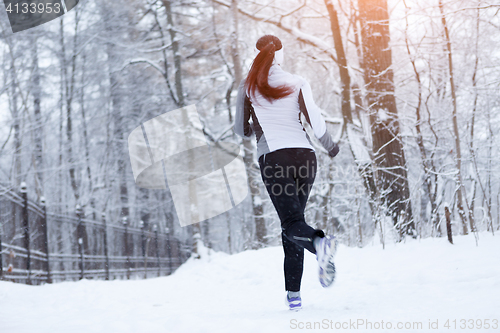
(102, 212, 109, 281)
(140, 220, 146, 279)
(40, 197, 51, 284)
(123, 217, 130, 280)
(154, 224, 160, 277)
(166, 227, 172, 274)
(76, 205, 84, 280)
(20, 182, 31, 285)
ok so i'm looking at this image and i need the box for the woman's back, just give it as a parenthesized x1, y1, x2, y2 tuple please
(235, 64, 335, 158)
(247, 64, 314, 156)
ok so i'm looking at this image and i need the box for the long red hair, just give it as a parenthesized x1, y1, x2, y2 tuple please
(245, 35, 294, 102)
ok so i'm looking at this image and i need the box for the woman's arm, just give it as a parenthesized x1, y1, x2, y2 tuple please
(298, 78, 339, 157)
(234, 80, 254, 137)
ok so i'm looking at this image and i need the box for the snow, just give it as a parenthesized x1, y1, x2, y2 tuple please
(1, 233, 499, 333)
(378, 109, 389, 122)
(347, 124, 371, 164)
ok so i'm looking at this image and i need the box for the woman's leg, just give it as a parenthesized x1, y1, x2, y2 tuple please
(259, 148, 324, 291)
(282, 233, 303, 292)
(259, 148, 322, 252)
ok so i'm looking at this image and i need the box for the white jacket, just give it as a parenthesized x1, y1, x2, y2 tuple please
(235, 64, 336, 158)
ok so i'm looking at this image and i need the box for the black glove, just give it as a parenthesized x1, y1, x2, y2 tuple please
(328, 143, 339, 158)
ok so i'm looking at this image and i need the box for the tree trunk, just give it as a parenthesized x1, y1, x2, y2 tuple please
(58, 29, 65, 214)
(152, 7, 178, 106)
(445, 205, 453, 244)
(5, 36, 23, 189)
(229, 0, 266, 249)
(162, 0, 205, 256)
(438, 0, 470, 235)
(79, 53, 94, 208)
(324, 0, 352, 127)
(60, 17, 80, 202)
(358, 0, 414, 238)
(101, 3, 129, 221)
(467, 5, 488, 234)
(163, 0, 185, 107)
(31, 36, 44, 201)
(9, 62, 22, 188)
(402, 0, 438, 235)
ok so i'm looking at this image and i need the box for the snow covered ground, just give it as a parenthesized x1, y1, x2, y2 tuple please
(1, 233, 499, 333)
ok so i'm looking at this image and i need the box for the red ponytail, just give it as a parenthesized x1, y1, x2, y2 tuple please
(245, 35, 294, 103)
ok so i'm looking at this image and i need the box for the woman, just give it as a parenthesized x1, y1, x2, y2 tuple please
(234, 35, 339, 311)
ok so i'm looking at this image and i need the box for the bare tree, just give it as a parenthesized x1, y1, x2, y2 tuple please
(227, 0, 267, 249)
(31, 35, 44, 201)
(100, 2, 130, 222)
(438, 0, 474, 234)
(358, 0, 414, 238)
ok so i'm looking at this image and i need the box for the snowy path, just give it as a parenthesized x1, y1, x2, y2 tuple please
(1, 233, 499, 333)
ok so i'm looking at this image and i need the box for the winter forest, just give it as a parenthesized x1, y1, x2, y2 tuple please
(1, 0, 499, 274)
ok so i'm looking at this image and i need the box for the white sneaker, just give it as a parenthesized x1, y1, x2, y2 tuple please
(316, 235, 337, 288)
(285, 293, 302, 311)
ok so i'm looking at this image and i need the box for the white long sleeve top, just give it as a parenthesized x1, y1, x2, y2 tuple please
(234, 64, 336, 158)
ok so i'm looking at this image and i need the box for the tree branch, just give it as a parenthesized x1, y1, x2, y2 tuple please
(213, 0, 338, 64)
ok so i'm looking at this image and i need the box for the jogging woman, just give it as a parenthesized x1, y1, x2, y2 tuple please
(234, 35, 339, 311)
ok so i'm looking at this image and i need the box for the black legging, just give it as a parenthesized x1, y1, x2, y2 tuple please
(258, 148, 325, 292)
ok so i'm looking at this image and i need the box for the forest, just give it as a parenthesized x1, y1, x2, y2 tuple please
(0, 0, 499, 268)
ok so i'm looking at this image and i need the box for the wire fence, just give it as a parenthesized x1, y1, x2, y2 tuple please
(0, 183, 190, 285)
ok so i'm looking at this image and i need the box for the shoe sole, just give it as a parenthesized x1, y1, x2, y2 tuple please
(318, 237, 337, 288)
